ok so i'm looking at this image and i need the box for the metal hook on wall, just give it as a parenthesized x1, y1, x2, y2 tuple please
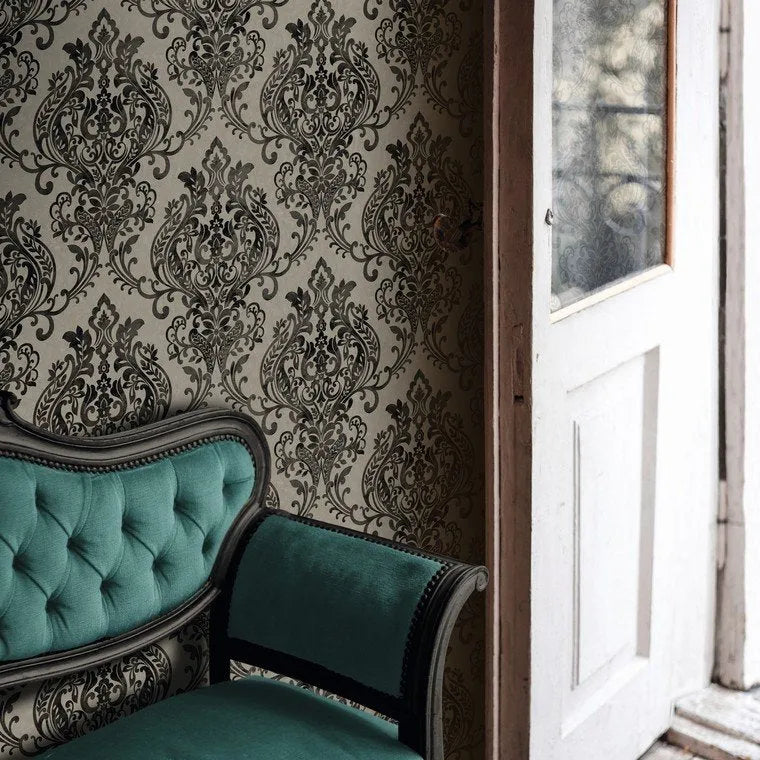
(432, 201, 484, 252)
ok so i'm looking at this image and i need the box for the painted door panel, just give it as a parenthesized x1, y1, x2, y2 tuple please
(528, 1, 720, 758)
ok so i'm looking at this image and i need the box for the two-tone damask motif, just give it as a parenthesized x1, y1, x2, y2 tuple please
(0, 3, 99, 400)
(366, 0, 483, 140)
(361, 114, 482, 387)
(229, 664, 365, 711)
(442, 666, 483, 760)
(446, 27, 484, 144)
(33, 293, 171, 436)
(171, 612, 209, 695)
(360, 371, 474, 556)
(253, 258, 394, 518)
(0, 192, 57, 393)
(0, 0, 90, 167)
(33, 647, 171, 748)
(455, 285, 485, 393)
(0, 646, 170, 756)
(0, 2, 486, 758)
(136, 139, 279, 410)
(252, 0, 388, 258)
(27, 9, 182, 294)
(121, 0, 287, 141)
(0, 179, 119, 399)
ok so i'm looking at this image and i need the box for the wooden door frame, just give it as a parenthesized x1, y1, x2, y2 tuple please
(483, 2, 709, 757)
(484, 1, 535, 758)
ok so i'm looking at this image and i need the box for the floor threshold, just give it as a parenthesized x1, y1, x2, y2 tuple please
(642, 684, 760, 760)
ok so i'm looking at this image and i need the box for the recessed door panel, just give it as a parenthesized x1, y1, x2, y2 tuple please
(565, 350, 658, 731)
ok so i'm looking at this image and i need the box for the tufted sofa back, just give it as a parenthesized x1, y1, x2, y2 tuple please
(0, 439, 255, 663)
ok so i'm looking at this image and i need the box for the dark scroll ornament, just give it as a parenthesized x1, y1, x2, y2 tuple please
(32, 646, 171, 749)
(250, 0, 393, 259)
(0, 611, 211, 757)
(33, 293, 171, 436)
(229, 663, 366, 711)
(0, 187, 106, 400)
(447, 29, 484, 143)
(252, 258, 405, 519)
(365, 0, 482, 141)
(0, 644, 171, 757)
(169, 612, 210, 696)
(360, 371, 474, 556)
(133, 138, 279, 411)
(0, 688, 34, 756)
(121, 0, 287, 142)
(0, 0, 90, 167)
(360, 114, 483, 386)
(442, 666, 483, 760)
(28, 9, 181, 295)
(0, 188, 99, 397)
(0, 193, 54, 394)
(453, 285, 485, 392)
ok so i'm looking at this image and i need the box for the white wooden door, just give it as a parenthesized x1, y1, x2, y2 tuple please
(528, 1, 720, 758)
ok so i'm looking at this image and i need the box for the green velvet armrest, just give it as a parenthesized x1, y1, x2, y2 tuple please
(211, 509, 488, 760)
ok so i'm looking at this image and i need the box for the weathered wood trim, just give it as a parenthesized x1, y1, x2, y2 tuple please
(483, 0, 500, 755)
(485, 1, 534, 758)
(716, 0, 749, 690)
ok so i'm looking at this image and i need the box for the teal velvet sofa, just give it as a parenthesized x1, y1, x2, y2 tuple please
(0, 392, 487, 759)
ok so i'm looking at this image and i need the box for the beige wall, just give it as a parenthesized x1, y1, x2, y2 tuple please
(0, 1, 485, 756)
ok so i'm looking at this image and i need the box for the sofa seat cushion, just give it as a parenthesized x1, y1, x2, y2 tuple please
(40, 676, 422, 760)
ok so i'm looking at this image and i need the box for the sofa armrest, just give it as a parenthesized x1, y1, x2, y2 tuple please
(211, 509, 487, 760)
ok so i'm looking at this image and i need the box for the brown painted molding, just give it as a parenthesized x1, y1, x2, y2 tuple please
(484, 1, 535, 758)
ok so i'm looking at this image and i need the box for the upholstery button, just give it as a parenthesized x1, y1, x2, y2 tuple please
(11, 556, 20, 570)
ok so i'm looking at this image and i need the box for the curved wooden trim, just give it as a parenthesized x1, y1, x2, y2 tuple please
(400, 564, 489, 760)
(0, 391, 271, 687)
(0, 392, 269, 476)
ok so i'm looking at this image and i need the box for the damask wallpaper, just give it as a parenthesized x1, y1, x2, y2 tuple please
(0, 1, 485, 757)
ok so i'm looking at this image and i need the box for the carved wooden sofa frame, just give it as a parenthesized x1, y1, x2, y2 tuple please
(0, 392, 487, 759)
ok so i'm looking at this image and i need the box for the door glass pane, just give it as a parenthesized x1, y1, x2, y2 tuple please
(552, 0, 668, 311)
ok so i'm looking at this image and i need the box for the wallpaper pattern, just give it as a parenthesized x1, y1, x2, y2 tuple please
(0, 1, 485, 757)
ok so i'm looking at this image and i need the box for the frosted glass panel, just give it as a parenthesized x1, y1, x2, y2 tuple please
(552, 0, 668, 311)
